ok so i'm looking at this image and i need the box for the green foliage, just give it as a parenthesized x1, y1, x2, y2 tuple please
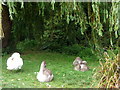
(61, 44, 82, 55)
(47, 44, 94, 58)
(5, 2, 119, 51)
(16, 39, 37, 53)
(2, 2, 119, 88)
(0, 2, 4, 39)
(3, 2, 119, 63)
(78, 47, 94, 58)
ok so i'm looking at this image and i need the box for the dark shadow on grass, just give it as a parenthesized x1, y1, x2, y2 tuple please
(15, 69, 24, 73)
(7, 69, 24, 73)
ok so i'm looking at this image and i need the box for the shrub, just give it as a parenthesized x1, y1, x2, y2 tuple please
(16, 39, 37, 53)
(61, 44, 94, 57)
(61, 44, 83, 55)
(47, 44, 94, 56)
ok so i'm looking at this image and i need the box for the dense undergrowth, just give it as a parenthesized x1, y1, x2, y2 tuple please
(3, 40, 95, 58)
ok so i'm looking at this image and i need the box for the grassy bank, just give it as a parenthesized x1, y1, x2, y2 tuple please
(2, 51, 99, 88)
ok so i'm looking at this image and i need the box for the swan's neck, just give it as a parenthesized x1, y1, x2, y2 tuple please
(40, 65, 44, 73)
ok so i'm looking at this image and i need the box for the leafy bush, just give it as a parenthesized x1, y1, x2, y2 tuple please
(16, 39, 37, 53)
(2, 43, 16, 55)
(61, 44, 94, 57)
(61, 44, 83, 55)
(48, 43, 63, 52)
(47, 44, 94, 57)
(78, 47, 94, 57)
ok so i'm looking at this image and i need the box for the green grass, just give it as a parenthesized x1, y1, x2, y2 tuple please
(2, 51, 100, 88)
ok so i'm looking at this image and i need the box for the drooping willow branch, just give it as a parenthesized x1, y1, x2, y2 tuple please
(4, 2, 120, 49)
(0, 2, 4, 39)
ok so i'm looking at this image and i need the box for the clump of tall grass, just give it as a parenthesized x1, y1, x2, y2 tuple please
(95, 50, 120, 88)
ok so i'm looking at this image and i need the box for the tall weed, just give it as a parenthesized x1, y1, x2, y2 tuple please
(95, 50, 120, 88)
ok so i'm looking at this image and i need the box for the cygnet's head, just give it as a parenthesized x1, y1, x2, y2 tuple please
(11, 52, 20, 58)
(41, 61, 46, 67)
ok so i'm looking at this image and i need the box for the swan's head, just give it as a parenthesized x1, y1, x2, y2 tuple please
(11, 52, 20, 58)
(82, 61, 87, 65)
(41, 61, 46, 68)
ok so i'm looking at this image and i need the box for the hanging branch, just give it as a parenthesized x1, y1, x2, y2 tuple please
(0, 2, 4, 39)
(91, 2, 103, 36)
(4, 2, 119, 52)
(109, 1, 119, 46)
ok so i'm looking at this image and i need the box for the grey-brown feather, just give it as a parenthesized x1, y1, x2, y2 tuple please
(43, 68, 52, 76)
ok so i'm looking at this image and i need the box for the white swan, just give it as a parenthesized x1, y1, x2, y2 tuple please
(7, 52, 23, 70)
(37, 61, 54, 82)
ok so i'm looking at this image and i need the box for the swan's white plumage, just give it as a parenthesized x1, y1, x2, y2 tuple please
(37, 72, 53, 82)
(7, 52, 23, 70)
(37, 61, 53, 82)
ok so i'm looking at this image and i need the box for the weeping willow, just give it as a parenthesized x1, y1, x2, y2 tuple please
(0, 2, 4, 40)
(4, 2, 119, 50)
(0, 2, 3, 89)
(108, 2, 119, 47)
(60, 2, 87, 34)
(90, 2, 119, 57)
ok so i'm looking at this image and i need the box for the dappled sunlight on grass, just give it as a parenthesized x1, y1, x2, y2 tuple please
(2, 51, 99, 88)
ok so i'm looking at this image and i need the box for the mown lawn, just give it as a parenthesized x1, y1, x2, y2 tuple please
(2, 51, 100, 88)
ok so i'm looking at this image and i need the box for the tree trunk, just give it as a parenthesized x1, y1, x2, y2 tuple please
(2, 5, 12, 48)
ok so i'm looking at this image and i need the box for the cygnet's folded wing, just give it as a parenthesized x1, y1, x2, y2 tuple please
(82, 61, 87, 64)
(74, 64, 81, 71)
(80, 64, 89, 72)
(43, 68, 52, 76)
